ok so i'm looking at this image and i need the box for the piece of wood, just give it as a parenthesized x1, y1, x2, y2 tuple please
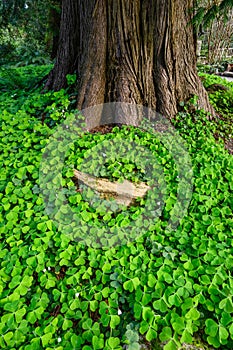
(216, 71, 233, 78)
(73, 169, 151, 206)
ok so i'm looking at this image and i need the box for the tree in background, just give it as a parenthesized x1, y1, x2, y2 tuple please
(0, 0, 60, 65)
(45, 0, 61, 59)
(193, 0, 233, 26)
(0, 0, 27, 27)
(193, 0, 233, 63)
(45, 0, 214, 120)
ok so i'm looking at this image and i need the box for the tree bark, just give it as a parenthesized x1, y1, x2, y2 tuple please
(45, 0, 79, 90)
(153, 0, 214, 118)
(46, 1, 61, 59)
(45, 0, 215, 119)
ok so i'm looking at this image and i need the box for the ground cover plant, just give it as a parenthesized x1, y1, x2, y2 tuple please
(0, 65, 233, 349)
(198, 72, 233, 152)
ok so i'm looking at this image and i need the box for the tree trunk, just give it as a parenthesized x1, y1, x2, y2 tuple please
(45, 0, 80, 90)
(45, 0, 214, 119)
(46, 0, 61, 59)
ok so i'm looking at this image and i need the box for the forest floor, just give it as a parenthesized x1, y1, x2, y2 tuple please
(0, 65, 232, 350)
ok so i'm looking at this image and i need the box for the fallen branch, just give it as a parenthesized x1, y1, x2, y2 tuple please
(73, 169, 151, 206)
(216, 71, 233, 78)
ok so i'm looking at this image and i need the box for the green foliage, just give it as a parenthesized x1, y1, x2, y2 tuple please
(0, 26, 51, 66)
(197, 61, 233, 74)
(193, 1, 233, 64)
(197, 64, 213, 74)
(66, 74, 77, 86)
(0, 65, 52, 91)
(219, 0, 233, 13)
(199, 72, 233, 89)
(0, 64, 72, 126)
(199, 72, 233, 142)
(0, 65, 233, 349)
(193, 0, 233, 30)
(0, 1, 52, 66)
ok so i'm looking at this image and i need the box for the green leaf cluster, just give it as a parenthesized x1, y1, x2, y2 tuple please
(199, 72, 233, 143)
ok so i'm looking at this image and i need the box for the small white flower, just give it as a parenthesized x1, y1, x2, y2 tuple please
(102, 153, 106, 157)
(75, 292, 80, 298)
(157, 202, 161, 206)
(118, 309, 122, 315)
(47, 267, 51, 271)
(58, 337, 62, 343)
(43, 268, 46, 272)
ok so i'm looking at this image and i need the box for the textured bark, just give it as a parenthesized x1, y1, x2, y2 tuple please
(75, 0, 107, 109)
(153, 0, 214, 118)
(105, 1, 156, 108)
(45, 0, 79, 90)
(47, 1, 61, 59)
(46, 0, 215, 119)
